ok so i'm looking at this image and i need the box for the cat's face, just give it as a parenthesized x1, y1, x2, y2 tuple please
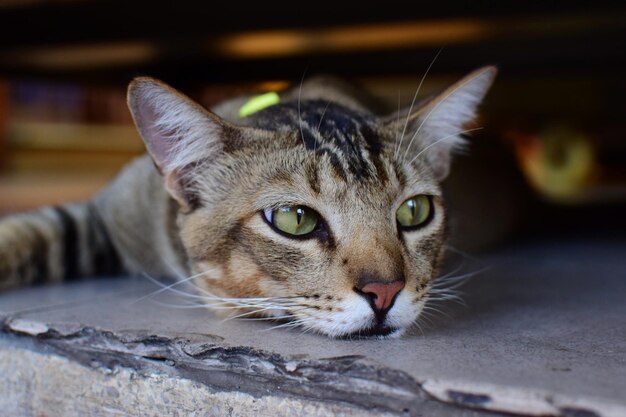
(128, 67, 496, 338)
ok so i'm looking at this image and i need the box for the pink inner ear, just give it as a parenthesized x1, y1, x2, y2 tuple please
(129, 79, 231, 178)
(425, 144, 453, 181)
(133, 98, 176, 173)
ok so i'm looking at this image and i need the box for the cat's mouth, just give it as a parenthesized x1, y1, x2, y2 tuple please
(341, 324, 399, 339)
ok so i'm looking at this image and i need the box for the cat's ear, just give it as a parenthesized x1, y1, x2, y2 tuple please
(386, 66, 497, 180)
(127, 77, 232, 210)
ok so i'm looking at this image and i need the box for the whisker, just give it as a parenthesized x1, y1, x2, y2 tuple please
(139, 273, 207, 300)
(316, 100, 331, 132)
(205, 299, 305, 310)
(297, 70, 307, 148)
(219, 304, 311, 322)
(416, 310, 437, 328)
(435, 259, 468, 282)
(410, 317, 426, 336)
(238, 314, 299, 322)
(185, 280, 223, 298)
(427, 287, 463, 296)
(417, 262, 491, 322)
(395, 47, 443, 159)
(263, 316, 317, 332)
(299, 322, 319, 335)
(208, 302, 288, 310)
(138, 272, 307, 314)
(133, 269, 213, 303)
(221, 307, 283, 322)
(209, 295, 302, 302)
(406, 127, 483, 165)
(394, 90, 401, 153)
(446, 245, 481, 262)
(425, 287, 468, 307)
(402, 65, 494, 161)
(426, 291, 462, 300)
(420, 304, 453, 320)
(431, 266, 490, 290)
(161, 257, 189, 281)
(425, 292, 466, 306)
(416, 312, 435, 329)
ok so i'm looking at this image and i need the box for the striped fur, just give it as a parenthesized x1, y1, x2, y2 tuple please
(0, 68, 496, 337)
(0, 203, 120, 291)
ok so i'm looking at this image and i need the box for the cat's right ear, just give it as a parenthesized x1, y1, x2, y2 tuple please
(383, 66, 497, 181)
(127, 77, 231, 210)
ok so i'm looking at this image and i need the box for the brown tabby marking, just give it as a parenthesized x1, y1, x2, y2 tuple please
(0, 67, 496, 338)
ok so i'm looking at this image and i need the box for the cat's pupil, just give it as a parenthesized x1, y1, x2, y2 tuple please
(296, 208, 304, 225)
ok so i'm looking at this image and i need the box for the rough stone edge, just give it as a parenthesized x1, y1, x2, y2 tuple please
(1, 316, 425, 415)
(421, 379, 626, 417)
(3, 315, 622, 417)
(0, 346, 400, 417)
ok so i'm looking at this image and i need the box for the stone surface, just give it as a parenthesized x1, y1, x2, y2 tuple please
(0, 346, 404, 417)
(1, 237, 625, 416)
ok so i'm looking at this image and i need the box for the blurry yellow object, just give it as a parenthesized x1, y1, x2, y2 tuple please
(516, 126, 596, 201)
(238, 92, 280, 117)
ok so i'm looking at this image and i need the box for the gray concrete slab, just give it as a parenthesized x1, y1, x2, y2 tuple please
(1, 237, 625, 416)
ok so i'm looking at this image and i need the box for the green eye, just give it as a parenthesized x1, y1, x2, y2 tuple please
(396, 195, 432, 229)
(264, 206, 319, 236)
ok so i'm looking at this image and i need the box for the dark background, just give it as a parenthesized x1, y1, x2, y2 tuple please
(0, 0, 624, 248)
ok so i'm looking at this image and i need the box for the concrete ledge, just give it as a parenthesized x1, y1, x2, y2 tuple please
(1, 237, 625, 416)
(0, 324, 422, 416)
(0, 326, 485, 417)
(0, 347, 399, 417)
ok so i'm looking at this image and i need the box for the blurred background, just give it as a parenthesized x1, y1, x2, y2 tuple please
(0, 0, 624, 250)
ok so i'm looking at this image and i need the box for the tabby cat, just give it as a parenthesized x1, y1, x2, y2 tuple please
(0, 66, 496, 338)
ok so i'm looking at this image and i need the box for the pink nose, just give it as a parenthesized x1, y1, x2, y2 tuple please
(359, 280, 405, 311)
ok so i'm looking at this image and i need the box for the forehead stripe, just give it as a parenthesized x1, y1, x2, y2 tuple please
(251, 100, 388, 183)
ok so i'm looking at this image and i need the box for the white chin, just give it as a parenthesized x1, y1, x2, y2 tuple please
(294, 294, 418, 339)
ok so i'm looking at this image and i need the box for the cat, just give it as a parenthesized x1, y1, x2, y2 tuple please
(0, 66, 496, 338)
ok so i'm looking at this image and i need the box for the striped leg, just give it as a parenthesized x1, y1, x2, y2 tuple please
(0, 202, 122, 291)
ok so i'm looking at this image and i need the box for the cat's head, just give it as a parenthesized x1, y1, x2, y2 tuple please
(127, 67, 496, 338)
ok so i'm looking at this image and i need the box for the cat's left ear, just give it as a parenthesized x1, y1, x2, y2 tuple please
(385, 66, 497, 180)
